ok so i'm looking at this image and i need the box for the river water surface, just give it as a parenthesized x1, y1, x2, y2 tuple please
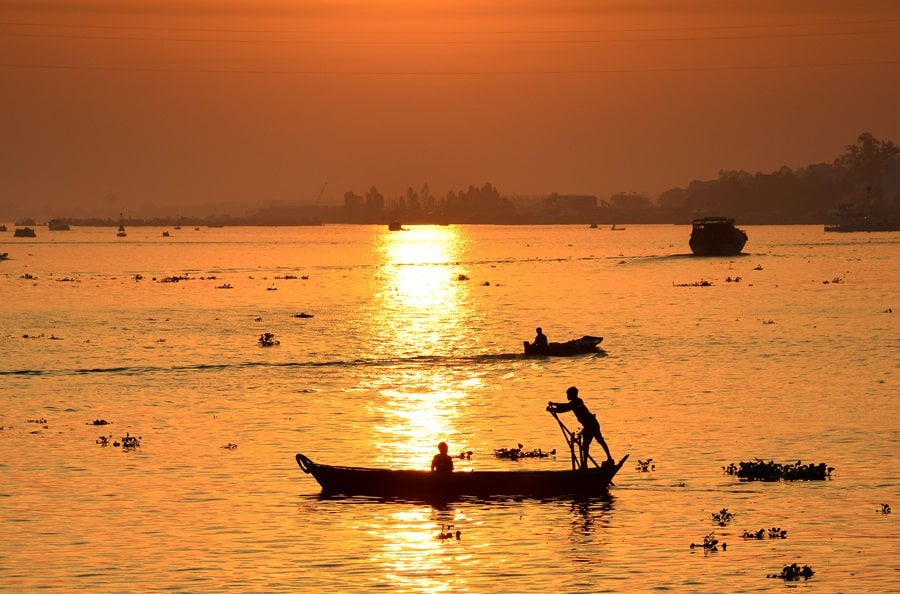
(1, 224, 897, 592)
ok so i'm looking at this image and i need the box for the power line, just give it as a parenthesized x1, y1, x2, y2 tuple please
(2, 17, 900, 36)
(2, 59, 898, 76)
(1, 28, 898, 45)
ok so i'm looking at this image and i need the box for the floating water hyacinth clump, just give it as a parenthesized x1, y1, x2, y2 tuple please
(711, 508, 735, 526)
(741, 527, 787, 539)
(438, 524, 461, 540)
(690, 531, 725, 552)
(767, 563, 814, 580)
(673, 279, 712, 287)
(96, 433, 141, 451)
(258, 332, 280, 347)
(635, 459, 655, 472)
(723, 459, 833, 481)
(493, 444, 555, 460)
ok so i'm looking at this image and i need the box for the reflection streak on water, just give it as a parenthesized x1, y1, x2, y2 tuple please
(369, 507, 465, 593)
(366, 226, 473, 467)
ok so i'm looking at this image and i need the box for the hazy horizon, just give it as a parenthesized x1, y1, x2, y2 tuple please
(2, 1, 899, 220)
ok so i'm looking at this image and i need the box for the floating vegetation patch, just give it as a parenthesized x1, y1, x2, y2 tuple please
(258, 332, 280, 347)
(673, 280, 712, 287)
(724, 459, 833, 481)
(438, 524, 460, 540)
(767, 563, 814, 581)
(878, 503, 891, 514)
(26, 418, 48, 425)
(725, 276, 742, 282)
(87, 419, 111, 426)
(742, 527, 787, 540)
(457, 450, 473, 460)
(690, 532, 725, 552)
(635, 458, 655, 472)
(159, 275, 193, 283)
(216, 283, 233, 289)
(493, 444, 555, 460)
(711, 508, 735, 526)
(96, 433, 141, 451)
(221, 443, 238, 450)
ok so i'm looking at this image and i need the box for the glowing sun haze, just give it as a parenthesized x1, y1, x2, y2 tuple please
(1, 0, 899, 218)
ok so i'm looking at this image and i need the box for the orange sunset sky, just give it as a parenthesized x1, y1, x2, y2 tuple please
(2, 0, 900, 218)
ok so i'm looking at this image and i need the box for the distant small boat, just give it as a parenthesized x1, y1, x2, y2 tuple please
(0, 224, 7, 232)
(388, 221, 406, 231)
(611, 224, 625, 231)
(162, 231, 170, 237)
(14, 227, 37, 238)
(0, 252, 9, 260)
(116, 225, 127, 237)
(48, 219, 70, 231)
(689, 217, 747, 256)
(293, 312, 314, 318)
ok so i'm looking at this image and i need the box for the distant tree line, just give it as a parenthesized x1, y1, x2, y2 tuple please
(25, 132, 898, 227)
(337, 131, 899, 225)
(656, 132, 900, 224)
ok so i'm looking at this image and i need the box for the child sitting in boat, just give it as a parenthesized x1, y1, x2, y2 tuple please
(431, 442, 454, 472)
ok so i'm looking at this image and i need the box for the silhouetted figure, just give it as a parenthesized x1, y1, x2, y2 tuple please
(547, 386, 613, 468)
(431, 441, 454, 472)
(532, 327, 549, 351)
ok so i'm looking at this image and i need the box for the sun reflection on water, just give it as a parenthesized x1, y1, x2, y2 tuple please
(363, 226, 480, 468)
(372, 225, 472, 358)
(368, 506, 469, 593)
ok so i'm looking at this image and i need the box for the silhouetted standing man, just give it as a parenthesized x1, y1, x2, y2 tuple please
(547, 386, 613, 468)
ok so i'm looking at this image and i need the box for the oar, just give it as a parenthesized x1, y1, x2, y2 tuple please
(548, 408, 601, 469)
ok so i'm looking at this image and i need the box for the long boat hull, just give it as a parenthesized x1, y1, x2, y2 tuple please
(296, 453, 628, 500)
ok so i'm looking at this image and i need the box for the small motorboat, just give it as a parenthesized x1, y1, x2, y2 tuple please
(14, 227, 37, 237)
(524, 335, 603, 356)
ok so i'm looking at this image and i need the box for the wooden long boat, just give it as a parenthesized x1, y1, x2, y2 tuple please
(295, 453, 629, 499)
(523, 335, 603, 356)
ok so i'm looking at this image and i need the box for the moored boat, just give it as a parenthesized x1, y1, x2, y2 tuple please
(14, 227, 37, 238)
(824, 204, 899, 232)
(689, 217, 747, 256)
(524, 335, 603, 356)
(295, 453, 628, 499)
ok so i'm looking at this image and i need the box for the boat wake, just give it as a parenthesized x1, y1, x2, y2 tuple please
(0, 352, 593, 378)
